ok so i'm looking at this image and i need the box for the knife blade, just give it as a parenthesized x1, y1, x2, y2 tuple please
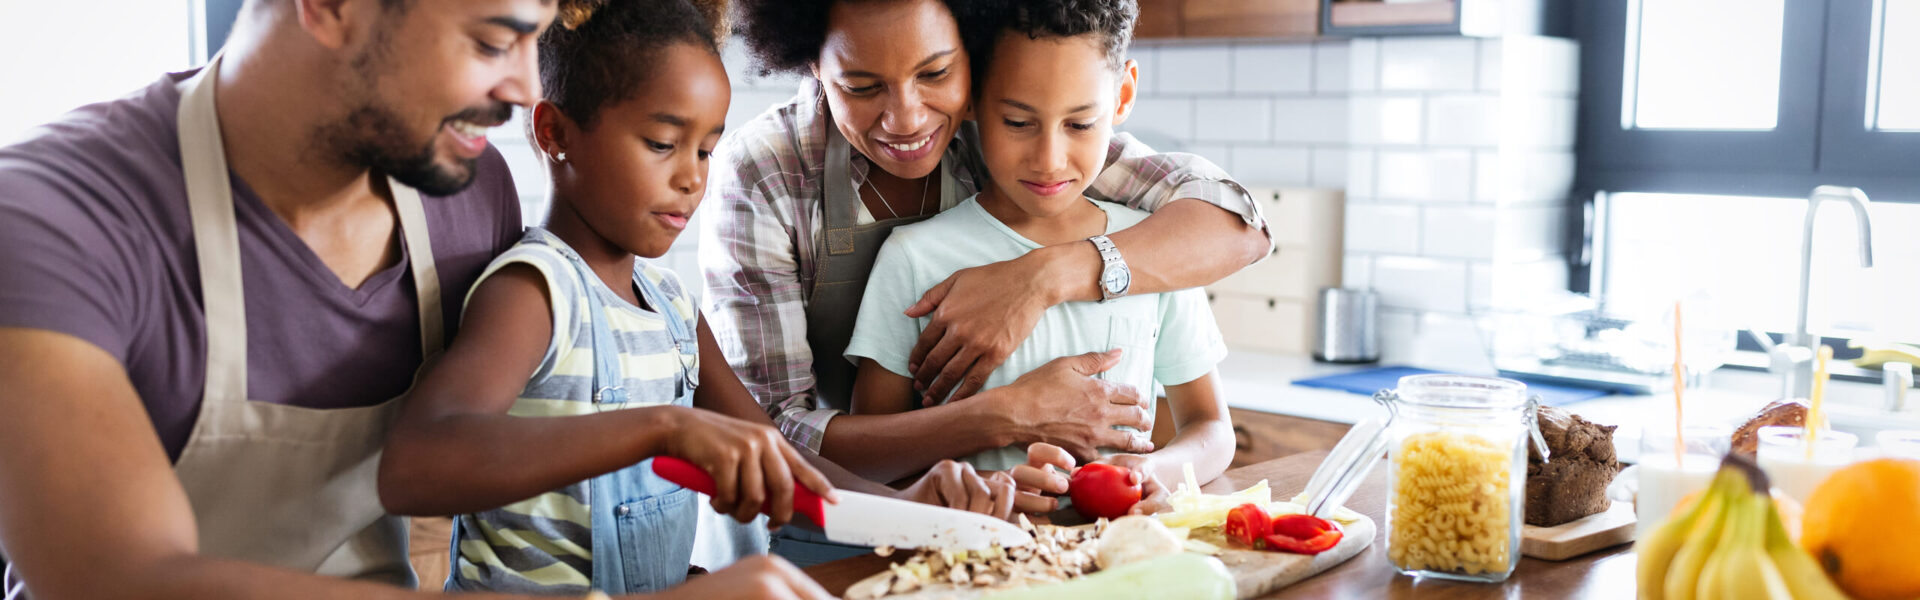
(651, 457, 1033, 550)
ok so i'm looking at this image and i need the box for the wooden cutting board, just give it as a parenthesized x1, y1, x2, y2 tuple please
(843, 514, 1374, 599)
(1520, 501, 1636, 561)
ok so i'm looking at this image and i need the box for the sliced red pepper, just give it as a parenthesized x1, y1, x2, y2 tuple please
(1263, 513, 1344, 555)
(1223, 503, 1271, 547)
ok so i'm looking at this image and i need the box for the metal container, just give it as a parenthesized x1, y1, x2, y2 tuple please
(1315, 287, 1379, 363)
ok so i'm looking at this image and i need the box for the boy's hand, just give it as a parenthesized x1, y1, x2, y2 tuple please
(1092, 453, 1173, 516)
(995, 351, 1155, 461)
(661, 407, 835, 528)
(1009, 442, 1073, 513)
(895, 460, 1017, 521)
(903, 253, 1053, 401)
(649, 555, 831, 600)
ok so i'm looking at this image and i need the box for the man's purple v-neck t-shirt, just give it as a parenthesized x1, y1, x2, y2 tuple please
(0, 70, 522, 461)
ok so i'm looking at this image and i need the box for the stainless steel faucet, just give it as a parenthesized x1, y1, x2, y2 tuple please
(1782, 186, 1875, 399)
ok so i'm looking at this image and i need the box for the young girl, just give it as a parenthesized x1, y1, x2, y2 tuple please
(376, 0, 1011, 596)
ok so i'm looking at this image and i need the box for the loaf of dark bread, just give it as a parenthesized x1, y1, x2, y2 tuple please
(1524, 406, 1622, 527)
(1730, 400, 1809, 457)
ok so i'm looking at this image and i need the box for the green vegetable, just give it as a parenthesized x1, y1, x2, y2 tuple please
(984, 553, 1235, 600)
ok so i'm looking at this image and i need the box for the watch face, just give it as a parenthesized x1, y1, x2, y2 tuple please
(1102, 265, 1130, 295)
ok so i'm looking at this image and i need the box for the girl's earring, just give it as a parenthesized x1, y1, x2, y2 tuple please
(553, 151, 568, 162)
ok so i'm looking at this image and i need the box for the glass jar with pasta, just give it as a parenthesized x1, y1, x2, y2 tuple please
(1383, 375, 1537, 583)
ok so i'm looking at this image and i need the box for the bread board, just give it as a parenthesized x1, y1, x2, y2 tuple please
(1519, 501, 1636, 561)
(843, 514, 1374, 599)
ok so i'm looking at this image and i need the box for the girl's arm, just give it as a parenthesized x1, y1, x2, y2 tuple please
(378, 265, 674, 515)
(695, 319, 1016, 520)
(378, 266, 820, 529)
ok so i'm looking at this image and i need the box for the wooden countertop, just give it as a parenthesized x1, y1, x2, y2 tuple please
(803, 451, 1637, 598)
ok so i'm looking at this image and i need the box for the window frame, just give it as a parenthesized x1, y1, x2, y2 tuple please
(1820, 0, 1920, 174)
(1575, 0, 1920, 204)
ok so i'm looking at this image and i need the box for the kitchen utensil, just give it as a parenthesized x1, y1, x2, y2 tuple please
(650, 457, 1032, 550)
(1314, 287, 1379, 363)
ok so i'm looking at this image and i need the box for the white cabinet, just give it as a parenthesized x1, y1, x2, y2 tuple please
(1206, 187, 1345, 354)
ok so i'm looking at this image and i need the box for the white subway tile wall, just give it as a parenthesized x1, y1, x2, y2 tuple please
(1372, 256, 1469, 313)
(1272, 97, 1349, 143)
(1233, 44, 1315, 94)
(1343, 203, 1421, 255)
(1157, 46, 1235, 94)
(1195, 98, 1276, 142)
(1378, 38, 1479, 92)
(1341, 35, 1581, 360)
(1123, 40, 1350, 189)
(1231, 147, 1313, 188)
(1422, 205, 1498, 260)
(1310, 147, 1348, 189)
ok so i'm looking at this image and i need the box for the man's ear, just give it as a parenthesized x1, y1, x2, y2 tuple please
(530, 101, 574, 162)
(1112, 59, 1139, 127)
(290, 0, 376, 50)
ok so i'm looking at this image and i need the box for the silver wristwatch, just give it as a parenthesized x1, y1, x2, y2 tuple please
(1088, 235, 1130, 302)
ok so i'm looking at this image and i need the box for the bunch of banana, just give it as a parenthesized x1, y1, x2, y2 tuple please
(1636, 453, 1852, 600)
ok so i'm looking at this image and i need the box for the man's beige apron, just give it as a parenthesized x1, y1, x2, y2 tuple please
(169, 55, 441, 585)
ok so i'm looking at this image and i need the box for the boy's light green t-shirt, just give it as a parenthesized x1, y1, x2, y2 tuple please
(843, 195, 1228, 471)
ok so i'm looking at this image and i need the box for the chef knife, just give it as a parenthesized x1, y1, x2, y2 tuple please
(651, 457, 1033, 550)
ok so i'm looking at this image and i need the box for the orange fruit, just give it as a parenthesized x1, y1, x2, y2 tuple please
(1801, 458, 1920, 600)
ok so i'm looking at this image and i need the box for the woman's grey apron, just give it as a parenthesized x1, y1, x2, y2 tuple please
(776, 113, 961, 568)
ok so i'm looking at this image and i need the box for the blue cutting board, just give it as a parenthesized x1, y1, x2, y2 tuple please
(1292, 366, 1612, 406)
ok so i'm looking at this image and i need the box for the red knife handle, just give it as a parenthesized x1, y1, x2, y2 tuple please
(650, 457, 826, 525)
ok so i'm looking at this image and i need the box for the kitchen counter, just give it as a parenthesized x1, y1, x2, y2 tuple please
(803, 450, 1637, 598)
(1213, 350, 1920, 463)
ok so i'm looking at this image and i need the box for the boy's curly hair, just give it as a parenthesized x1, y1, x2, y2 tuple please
(734, 0, 999, 77)
(986, 0, 1136, 72)
(538, 0, 732, 130)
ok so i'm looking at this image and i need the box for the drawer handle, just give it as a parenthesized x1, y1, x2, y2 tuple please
(1233, 424, 1252, 452)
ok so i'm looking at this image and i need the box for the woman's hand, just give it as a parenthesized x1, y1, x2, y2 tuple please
(903, 251, 1061, 401)
(990, 351, 1155, 461)
(661, 407, 835, 528)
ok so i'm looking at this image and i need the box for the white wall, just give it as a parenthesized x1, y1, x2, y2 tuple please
(1124, 35, 1581, 367)
(1123, 40, 1352, 188)
(1341, 36, 1581, 370)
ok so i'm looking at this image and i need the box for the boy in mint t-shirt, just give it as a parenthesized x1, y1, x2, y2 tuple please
(843, 0, 1234, 514)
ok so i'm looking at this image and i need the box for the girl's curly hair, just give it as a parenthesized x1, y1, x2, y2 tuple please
(537, 0, 732, 129)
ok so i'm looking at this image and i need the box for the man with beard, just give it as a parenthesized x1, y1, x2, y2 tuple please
(0, 0, 832, 599)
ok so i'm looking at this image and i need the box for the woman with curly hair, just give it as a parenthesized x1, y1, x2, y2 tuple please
(703, 0, 1273, 565)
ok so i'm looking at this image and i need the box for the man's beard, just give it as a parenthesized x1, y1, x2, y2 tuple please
(323, 101, 512, 197)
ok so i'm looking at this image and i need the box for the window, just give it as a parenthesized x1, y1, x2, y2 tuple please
(1579, 0, 1920, 358)
(1576, 0, 1920, 202)
(1625, 0, 1786, 131)
(1871, 0, 1920, 131)
(1596, 192, 1914, 344)
(0, 1, 199, 144)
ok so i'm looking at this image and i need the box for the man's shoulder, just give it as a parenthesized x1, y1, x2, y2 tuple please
(0, 74, 188, 216)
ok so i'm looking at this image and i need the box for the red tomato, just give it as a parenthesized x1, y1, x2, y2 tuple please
(1263, 514, 1343, 555)
(1068, 463, 1142, 520)
(1224, 503, 1271, 547)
